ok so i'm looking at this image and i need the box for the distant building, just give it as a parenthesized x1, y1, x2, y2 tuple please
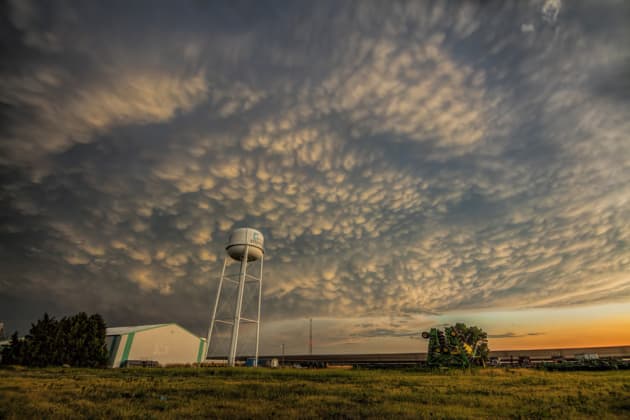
(106, 324, 206, 368)
(576, 353, 599, 361)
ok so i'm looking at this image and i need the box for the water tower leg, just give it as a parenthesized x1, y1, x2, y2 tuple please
(228, 245, 249, 367)
(254, 255, 264, 367)
(205, 257, 228, 361)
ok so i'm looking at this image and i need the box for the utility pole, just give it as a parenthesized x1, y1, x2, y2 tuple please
(309, 318, 313, 355)
(281, 343, 285, 367)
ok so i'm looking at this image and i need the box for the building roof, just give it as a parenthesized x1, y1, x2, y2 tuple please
(106, 324, 170, 336)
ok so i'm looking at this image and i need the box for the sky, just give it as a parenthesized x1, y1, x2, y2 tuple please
(0, 0, 629, 354)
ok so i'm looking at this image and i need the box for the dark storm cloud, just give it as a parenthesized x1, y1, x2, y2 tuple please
(0, 0, 629, 344)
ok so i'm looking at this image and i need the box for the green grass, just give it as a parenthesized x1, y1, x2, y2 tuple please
(1, 366, 629, 419)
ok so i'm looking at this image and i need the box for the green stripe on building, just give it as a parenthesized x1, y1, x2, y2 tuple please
(107, 335, 121, 367)
(120, 332, 135, 367)
(196, 338, 205, 363)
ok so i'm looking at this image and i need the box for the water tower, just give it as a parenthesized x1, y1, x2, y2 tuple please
(205, 228, 265, 366)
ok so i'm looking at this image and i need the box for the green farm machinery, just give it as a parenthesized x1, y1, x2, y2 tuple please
(421, 324, 488, 368)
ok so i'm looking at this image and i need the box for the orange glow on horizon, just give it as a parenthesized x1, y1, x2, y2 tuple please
(442, 302, 630, 351)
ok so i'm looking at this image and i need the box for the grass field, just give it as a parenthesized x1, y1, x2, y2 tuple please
(1, 366, 629, 419)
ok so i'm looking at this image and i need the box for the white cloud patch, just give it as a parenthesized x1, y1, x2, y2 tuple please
(521, 23, 535, 33)
(542, 0, 562, 23)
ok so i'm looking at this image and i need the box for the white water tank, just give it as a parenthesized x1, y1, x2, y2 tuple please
(226, 228, 264, 261)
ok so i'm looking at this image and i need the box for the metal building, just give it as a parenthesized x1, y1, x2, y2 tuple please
(106, 323, 206, 368)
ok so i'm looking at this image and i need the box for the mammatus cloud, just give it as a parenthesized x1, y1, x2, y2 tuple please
(0, 1, 629, 350)
(541, 0, 561, 24)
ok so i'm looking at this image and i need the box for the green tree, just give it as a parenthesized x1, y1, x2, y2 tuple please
(86, 314, 109, 367)
(56, 312, 108, 367)
(54, 316, 72, 365)
(27, 313, 59, 367)
(1, 312, 109, 367)
(1, 331, 26, 365)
